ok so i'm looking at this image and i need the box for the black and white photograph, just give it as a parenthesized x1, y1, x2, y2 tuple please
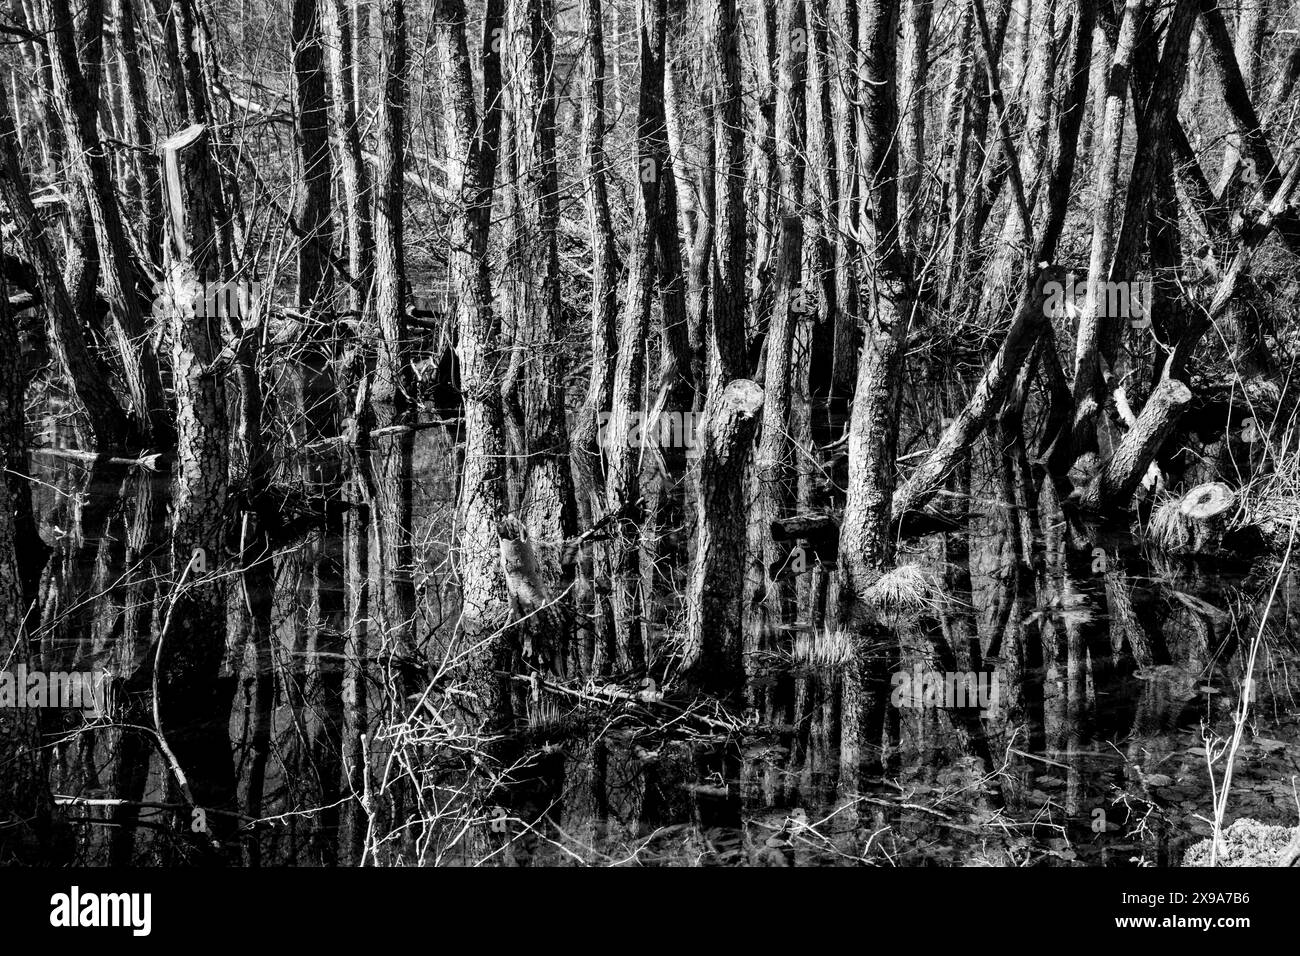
(0, 0, 1296, 934)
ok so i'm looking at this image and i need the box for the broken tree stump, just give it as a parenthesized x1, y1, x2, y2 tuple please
(1179, 481, 1236, 551)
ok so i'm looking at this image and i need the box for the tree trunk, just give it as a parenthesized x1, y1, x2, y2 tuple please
(0, 81, 127, 448)
(605, 0, 667, 673)
(434, 0, 513, 731)
(509, 0, 578, 676)
(368, 0, 417, 721)
(837, 0, 907, 781)
(683, 379, 764, 698)
(45, 0, 172, 445)
(706, 0, 748, 391)
(571, 0, 619, 676)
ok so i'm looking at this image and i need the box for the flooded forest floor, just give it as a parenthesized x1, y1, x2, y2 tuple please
(20, 404, 1300, 868)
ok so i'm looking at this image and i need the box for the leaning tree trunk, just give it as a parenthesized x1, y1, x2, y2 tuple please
(1070, 0, 1143, 462)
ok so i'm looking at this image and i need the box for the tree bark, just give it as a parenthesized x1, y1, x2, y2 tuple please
(0, 81, 127, 448)
(706, 0, 747, 391)
(46, 0, 172, 444)
(1071, 0, 1146, 462)
(1079, 378, 1193, 512)
(837, 0, 907, 780)
(683, 379, 764, 697)
(509, 0, 578, 675)
(434, 0, 513, 731)
(604, 0, 667, 673)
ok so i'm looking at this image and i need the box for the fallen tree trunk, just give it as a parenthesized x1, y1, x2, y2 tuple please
(1079, 378, 1193, 512)
(893, 265, 1054, 519)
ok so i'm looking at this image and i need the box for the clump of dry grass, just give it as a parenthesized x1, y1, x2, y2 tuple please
(864, 564, 946, 622)
(1146, 496, 1195, 552)
(791, 626, 855, 668)
(1240, 416, 1300, 534)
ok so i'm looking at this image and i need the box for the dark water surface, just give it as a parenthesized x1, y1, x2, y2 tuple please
(20, 435, 1300, 867)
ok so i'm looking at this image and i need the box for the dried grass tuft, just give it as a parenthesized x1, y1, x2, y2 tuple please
(864, 564, 945, 620)
(791, 626, 855, 668)
(1147, 496, 1195, 552)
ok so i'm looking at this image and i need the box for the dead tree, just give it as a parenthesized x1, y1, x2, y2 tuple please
(157, 119, 235, 834)
(1080, 379, 1193, 512)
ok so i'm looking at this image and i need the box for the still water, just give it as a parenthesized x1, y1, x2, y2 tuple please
(18, 432, 1300, 867)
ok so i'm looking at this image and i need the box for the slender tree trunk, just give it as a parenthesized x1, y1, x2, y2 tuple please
(113, 0, 163, 262)
(706, 0, 748, 391)
(368, 0, 417, 721)
(1073, 0, 1144, 466)
(897, 0, 931, 266)
(745, 0, 806, 710)
(605, 0, 667, 673)
(1218, 0, 1267, 192)
(572, 0, 619, 676)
